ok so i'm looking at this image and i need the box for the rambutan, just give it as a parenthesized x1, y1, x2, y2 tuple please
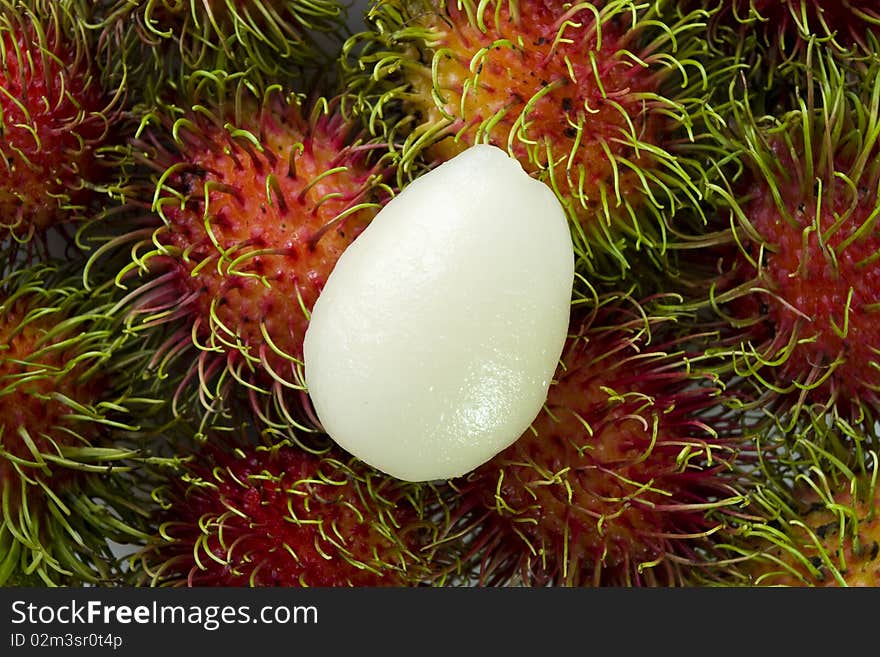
(0, 260, 162, 585)
(342, 0, 732, 279)
(84, 78, 395, 439)
(706, 422, 879, 587)
(134, 435, 452, 587)
(709, 0, 880, 57)
(446, 293, 752, 586)
(692, 0, 880, 123)
(695, 51, 880, 430)
(0, 0, 124, 255)
(93, 0, 348, 105)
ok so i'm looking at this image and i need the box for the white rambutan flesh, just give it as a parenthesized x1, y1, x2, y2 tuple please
(304, 144, 573, 482)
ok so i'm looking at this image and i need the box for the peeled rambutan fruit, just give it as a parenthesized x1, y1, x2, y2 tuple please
(134, 436, 452, 587)
(697, 51, 880, 428)
(86, 79, 395, 438)
(446, 293, 752, 586)
(0, 0, 121, 252)
(0, 260, 161, 585)
(343, 0, 733, 278)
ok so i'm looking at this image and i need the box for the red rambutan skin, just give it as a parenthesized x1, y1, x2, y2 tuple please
(721, 139, 880, 411)
(146, 444, 434, 587)
(130, 94, 392, 413)
(345, 0, 725, 275)
(0, 301, 103, 490)
(399, 0, 671, 229)
(454, 303, 748, 586)
(0, 6, 112, 242)
(703, 0, 880, 77)
(729, 0, 879, 37)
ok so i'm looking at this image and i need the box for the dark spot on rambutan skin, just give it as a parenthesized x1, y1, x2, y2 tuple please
(562, 97, 574, 112)
(869, 542, 879, 562)
(815, 522, 835, 540)
(181, 169, 208, 193)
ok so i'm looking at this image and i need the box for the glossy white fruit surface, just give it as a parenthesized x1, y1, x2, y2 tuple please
(304, 145, 574, 481)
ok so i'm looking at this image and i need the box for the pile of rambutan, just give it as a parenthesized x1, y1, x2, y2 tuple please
(1, 0, 877, 588)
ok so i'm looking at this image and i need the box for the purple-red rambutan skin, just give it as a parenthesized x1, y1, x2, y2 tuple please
(747, 146, 879, 397)
(710, 134, 880, 416)
(718, 0, 880, 44)
(452, 302, 750, 586)
(162, 106, 384, 367)
(143, 444, 436, 587)
(119, 93, 394, 425)
(0, 5, 114, 243)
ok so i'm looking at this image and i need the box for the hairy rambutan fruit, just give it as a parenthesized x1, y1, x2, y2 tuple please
(695, 51, 880, 430)
(446, 293, 752, 586)
(342, 0, 732, 279)
(693, 0, 880, 121)
(0, 260, 162, 585)
(0, 0, 123, 254)
(134, 436, 452, 587)
(84, 79, 395, 439)
(709, 0, 880, 58)
(706, 422, 879, 587)
(93, 0, 348, 105)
